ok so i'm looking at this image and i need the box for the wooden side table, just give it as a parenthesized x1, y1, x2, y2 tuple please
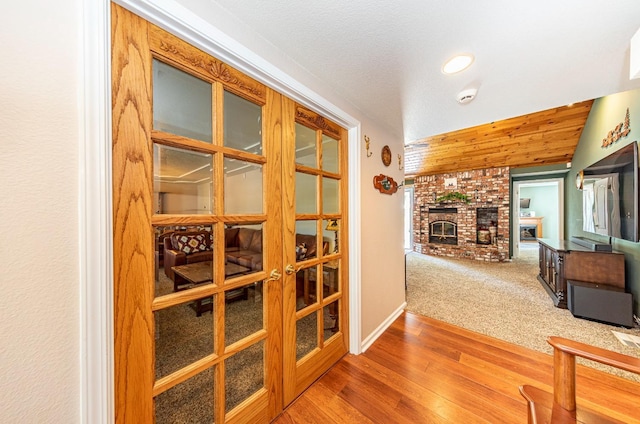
(303, 261, 339, 305)
(171, 261, 250, 316)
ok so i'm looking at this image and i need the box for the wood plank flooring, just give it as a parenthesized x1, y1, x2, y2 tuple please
(273, 312, 640, 423)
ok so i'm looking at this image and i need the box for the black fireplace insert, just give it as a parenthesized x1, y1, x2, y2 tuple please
(520, 224, 537, 241)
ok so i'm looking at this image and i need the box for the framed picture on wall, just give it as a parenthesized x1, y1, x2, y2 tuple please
(444, 177, 457, 189)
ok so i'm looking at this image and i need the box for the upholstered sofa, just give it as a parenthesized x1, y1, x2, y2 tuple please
(163, 228, 328, 288)
(223, 228, 329, 267)
(224, 227, 263, 272)
(163, 230, 214, 284)
(164, 229, 266, 286)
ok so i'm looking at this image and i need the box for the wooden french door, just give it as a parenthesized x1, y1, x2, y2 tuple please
(281, 101, 349, 404)
(112, 4, 348, 423)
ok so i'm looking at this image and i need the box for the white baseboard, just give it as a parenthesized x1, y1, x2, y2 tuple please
(360, 302, 407, 353)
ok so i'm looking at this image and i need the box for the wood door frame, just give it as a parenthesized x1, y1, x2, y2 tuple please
(83, 1, 362, 422)
(82, 1, 114, 423)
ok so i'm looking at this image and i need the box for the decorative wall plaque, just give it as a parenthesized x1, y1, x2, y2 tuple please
(602, 108, 630, 148)
(381, 145, 392, 166)
(444, 177, 457, 189)
(373, 174, 399, 194)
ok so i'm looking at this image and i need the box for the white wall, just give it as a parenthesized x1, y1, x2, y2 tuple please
(358, 124, 407, 343)
(197, 181, 212, 213)
(164, 192, 198, 213)
(1, 0, 80, 422)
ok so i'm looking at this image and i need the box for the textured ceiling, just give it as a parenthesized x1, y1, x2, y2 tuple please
(204, 0, 640, 143)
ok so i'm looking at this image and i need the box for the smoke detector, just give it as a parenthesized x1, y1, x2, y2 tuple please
(456, 88, 477, 104)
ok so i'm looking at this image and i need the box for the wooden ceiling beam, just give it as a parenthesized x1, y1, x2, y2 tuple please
(404, 100, 593, 177)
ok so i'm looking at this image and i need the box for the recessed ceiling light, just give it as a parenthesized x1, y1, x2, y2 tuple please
(442, 54, 474, 74)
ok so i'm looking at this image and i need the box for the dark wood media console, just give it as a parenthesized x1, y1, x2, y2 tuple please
(537, 238, 625, 308)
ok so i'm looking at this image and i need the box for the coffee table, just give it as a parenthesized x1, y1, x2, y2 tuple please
(171, 261, 251, 316)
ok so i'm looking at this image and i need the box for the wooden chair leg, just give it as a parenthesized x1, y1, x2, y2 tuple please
(553, 349, 576, 412)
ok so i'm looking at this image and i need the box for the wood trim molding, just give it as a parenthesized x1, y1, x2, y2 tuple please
(294, 104, 342, 139)
(360, 302, 406, 352)
(149, 24, 267, 104)
(347, 125, 362, 355)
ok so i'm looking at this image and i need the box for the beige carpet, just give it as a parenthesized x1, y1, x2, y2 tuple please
(405, 246, 640, 381)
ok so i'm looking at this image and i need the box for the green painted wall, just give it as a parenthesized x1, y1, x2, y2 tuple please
(521, 185, 559, 239)
(566, 87, 640, 316)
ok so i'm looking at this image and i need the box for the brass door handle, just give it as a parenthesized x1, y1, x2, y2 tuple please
(285, 264, 302, 275)
(266, 269, 282, 282)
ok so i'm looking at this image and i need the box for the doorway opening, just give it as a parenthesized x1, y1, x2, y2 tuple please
(111, 7, 350, 421)
(512, 178, 564, 259)
(404, 186, 414, 250)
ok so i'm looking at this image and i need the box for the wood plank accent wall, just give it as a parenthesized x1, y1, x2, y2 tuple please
(404, 100, 594, 177)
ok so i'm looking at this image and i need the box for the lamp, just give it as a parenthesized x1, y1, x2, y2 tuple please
(325, 219, 339, 252)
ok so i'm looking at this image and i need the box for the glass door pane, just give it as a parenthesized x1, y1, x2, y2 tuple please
(223, 159, 263, 214)
(295, 123, 316, 167)
(322, 177, 339, 214)
(153, 59, 212, 143)
(155, 368, 215, 423)
(153, 145, 213, 214)
(295, 172, 317, 214)
(323, 218, 340, 254)
(224, 90, 262, 154)
(321, 134, 339, 173)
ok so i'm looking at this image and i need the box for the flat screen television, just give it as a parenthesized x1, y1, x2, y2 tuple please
(581, 141, 639, 242)
(520, 198, 531, 209)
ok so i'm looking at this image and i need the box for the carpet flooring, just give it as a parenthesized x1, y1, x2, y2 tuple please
(405, 245, 640, 381)
(154, 275, 265, 423)
(153, 268, 332, 422)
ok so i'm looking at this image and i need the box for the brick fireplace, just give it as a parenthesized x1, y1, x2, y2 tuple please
(412, 167, 510, 262)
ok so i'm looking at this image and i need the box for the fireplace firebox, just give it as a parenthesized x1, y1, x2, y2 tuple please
(520, 224, 537, 241)
(430, 221, 457, 244)
(428, 208, 458, 245)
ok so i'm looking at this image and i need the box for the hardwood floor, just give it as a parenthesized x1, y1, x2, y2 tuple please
(274, 312, 640, 423)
